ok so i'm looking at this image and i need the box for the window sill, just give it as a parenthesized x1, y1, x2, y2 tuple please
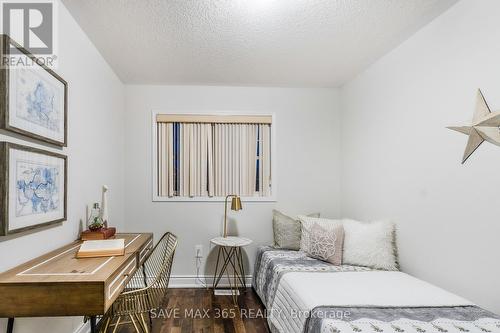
(152, 195, 276, 202)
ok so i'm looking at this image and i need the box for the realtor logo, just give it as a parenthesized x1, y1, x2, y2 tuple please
(0, 0, 58, 67)
(1, 0, 55, 54)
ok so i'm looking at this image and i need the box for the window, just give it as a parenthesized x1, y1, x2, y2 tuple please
(153, 113, 274, 201)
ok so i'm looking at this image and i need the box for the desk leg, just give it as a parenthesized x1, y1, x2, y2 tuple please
(6, 318, 14, 333)
(90, 316, 96, 333)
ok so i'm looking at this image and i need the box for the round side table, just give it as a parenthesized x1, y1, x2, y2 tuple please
(210, 236, 252, 305)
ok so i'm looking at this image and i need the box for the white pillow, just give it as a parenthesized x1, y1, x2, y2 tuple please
(342, 219, 398, 270)
(297, 216, 342, 252)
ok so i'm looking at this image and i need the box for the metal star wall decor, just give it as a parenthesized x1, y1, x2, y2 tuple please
(448, 89, 500, 164)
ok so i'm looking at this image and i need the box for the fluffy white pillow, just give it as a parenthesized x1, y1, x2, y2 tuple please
(342, 219, 398, 270)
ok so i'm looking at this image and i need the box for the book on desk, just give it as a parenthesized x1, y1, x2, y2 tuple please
(76, 239, 125, 258)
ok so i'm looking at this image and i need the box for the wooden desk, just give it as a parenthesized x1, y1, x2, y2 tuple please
(0, 233, 153, 333)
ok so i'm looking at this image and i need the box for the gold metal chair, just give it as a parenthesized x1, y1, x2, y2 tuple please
(100, 232, 178, 333)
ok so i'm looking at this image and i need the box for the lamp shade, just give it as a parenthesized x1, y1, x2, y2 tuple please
(230, 196, 242, 211)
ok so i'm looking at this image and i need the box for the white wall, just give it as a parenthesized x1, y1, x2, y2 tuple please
(0, 2, 125, 332)
(124, 85, 341, 282)
(340, 0, 500, 314)
(5, 0, 500, 331)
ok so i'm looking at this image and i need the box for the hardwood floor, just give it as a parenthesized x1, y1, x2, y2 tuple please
(116, 288, 270, 333)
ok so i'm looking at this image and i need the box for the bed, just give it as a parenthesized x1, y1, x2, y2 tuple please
(253, 246, 500, 333)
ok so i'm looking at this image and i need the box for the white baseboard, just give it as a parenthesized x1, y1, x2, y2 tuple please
(74, 321, 90, 333)
(169, 274, 253, 288)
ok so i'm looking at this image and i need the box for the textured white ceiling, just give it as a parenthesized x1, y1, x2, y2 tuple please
(62, 0, 458, 87)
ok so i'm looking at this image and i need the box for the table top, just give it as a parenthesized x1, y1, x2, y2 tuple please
(210, 236, 252, 247)
(0, 233, 152, 283)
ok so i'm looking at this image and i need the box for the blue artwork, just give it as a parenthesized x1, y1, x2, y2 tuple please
(16, 161, 60, 217)
(12, 68, 63, 139)
(24, 80, 58, 131)
(18, 74, 60, 132)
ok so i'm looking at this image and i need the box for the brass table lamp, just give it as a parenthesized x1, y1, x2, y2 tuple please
(223, 194, 242, 237)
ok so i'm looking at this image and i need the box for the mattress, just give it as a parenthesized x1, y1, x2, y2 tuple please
(253, 246, 372, 308)
(253, 247, 500, 333)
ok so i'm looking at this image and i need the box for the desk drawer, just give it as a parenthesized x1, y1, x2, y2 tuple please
(106, 256, 136, 302)
(137, 238, 153, 266)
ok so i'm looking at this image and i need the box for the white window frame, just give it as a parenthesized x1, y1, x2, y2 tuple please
(151, 110, 277, 202)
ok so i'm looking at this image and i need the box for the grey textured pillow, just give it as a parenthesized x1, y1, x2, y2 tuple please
(272, 210, 319, 250)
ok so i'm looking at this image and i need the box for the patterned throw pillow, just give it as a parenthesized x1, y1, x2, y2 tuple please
(297, 215, 343, 253)
(305, 223, 344, 265)
(272, 210, 319, 250)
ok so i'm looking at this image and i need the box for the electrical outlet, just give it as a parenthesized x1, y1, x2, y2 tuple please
(195, 245, 203, 258)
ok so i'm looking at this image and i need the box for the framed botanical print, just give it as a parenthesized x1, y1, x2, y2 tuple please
(0, 34, 68, 146)
(0, 142, 67, 236)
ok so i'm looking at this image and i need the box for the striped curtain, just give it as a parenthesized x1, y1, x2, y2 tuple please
(158, 122, 271, 198)
(157, 123, 173, 197)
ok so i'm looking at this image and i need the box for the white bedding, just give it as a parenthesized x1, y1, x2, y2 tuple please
(269, 271, 474, 333)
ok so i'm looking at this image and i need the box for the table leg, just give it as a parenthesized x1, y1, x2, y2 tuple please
(6, 318, 14, 333)
(222, 247, 238, 306)
(213, 247, 233, 289)
(212, 246, 222, 289)
(90, 316, 97, 333)
(236, 247, 246, 289)
(226, 248, 239, 289)
(223, 247, 244, 288)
